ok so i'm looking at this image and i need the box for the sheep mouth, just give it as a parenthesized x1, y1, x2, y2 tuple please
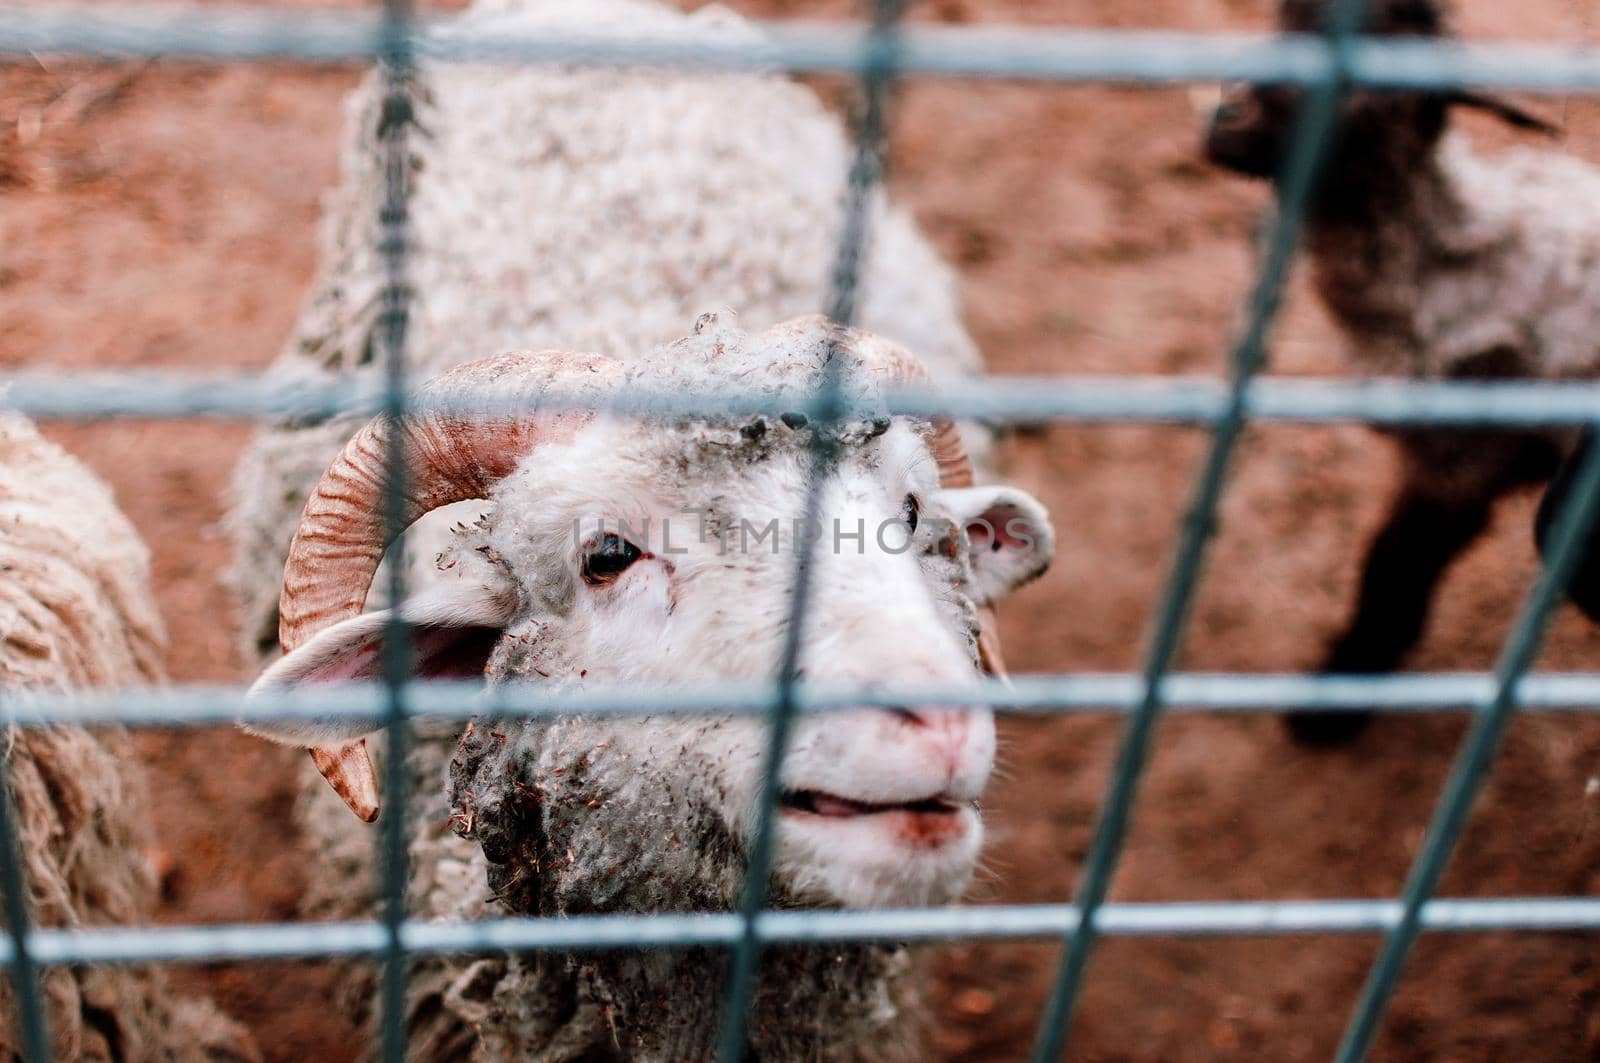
(780, 790, 964, 818)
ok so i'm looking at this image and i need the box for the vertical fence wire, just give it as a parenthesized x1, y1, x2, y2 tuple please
(1333, 429, 1600, 1061)
(1026, 1, 1370, 1058)
(374, 1, 416, 1061)
(711, 3, 905, 1059)
(0, 736, 51, 1061)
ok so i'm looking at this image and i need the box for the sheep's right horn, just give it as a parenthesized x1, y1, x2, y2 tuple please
(821, 322, 1006, 674)
(311, 741, 381, 823)
(279, 350, 623, 820)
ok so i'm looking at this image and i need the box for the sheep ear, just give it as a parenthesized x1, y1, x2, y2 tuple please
(939, 485, 1054, 606)
(243, 582, 516, 748)
(1451, 91, 1560, 136)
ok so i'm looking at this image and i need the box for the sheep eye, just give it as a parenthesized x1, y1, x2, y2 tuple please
(582, 533, 643, 586)
(901, 493, 920, 533)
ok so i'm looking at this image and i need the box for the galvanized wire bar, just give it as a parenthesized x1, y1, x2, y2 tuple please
(372, 0, 417, 1059)
(12, 371, 1600, 428)
(0, 728, 52, 1061)
(2, 671, 1600, 731)
(13, 8, 1600, 94)
(1029, 2, 1371, 1058)
(0, 897, 1598, 972)
(1333, 431, 1600, 1060)
(711, 3, 904, 1059)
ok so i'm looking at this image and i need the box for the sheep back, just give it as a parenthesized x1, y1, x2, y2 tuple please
(1308, 134, 1600, 384)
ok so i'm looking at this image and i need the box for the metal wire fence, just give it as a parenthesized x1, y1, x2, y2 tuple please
(3, 1, 1600, 1060)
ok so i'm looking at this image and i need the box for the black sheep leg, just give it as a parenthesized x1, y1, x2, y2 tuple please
(1288, 490, 1492, 743)
(1535, 428, 1600, 622)
(1290, 428, 1559, 745)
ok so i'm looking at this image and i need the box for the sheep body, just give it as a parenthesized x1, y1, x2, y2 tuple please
(228, 0, 986, 664)
(1538, 428, 1600, 623)
(0, 414, 256, 1062)
(1305, 135, 1600, 386)
(1296, 133, 1600, 522)
(299, 735, 919, 1063)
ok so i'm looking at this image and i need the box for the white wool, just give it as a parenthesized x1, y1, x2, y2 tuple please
(1301, 130, 1600, 388)
(400, 0, 975, 378)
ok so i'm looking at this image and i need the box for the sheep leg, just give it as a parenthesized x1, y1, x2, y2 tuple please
(1289, 428, 1559, 744)
(1287, 490, 1490, 743)
(1336, 492, 1494, 663)
(1536, 428, 1600, 622)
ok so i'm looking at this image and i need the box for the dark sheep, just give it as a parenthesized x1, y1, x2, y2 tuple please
(1204, 0, 1595, 741)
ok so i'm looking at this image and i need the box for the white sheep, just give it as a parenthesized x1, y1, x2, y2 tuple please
(0, 413, 257, 1061)
(1204, 0, 1598, 740)
(245, 315, 1053, 1060)
(226, 3, 1020, 1051)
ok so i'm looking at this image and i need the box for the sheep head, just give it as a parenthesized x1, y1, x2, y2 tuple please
(1204, 0, 1554, 209)
(246, 315, 1052, 909)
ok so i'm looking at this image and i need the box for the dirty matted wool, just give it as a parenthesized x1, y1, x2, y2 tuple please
(0, 414, 258, 1062)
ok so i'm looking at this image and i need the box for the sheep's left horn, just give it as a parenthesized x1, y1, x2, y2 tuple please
(278, 350, 624, 820)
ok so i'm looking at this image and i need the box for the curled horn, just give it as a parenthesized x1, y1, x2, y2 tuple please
(279, 350, 623, 821)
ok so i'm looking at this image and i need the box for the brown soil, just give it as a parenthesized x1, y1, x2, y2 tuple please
(5, 0, 1600, 1059)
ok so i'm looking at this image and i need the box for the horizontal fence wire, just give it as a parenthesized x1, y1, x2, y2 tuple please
(2, 899, 1600, 970)
(6, 373, 1600, 426)
(8, 9, 1600, 92)
(4, 3, 1600, 1062)
(6, 673, 1600, 730)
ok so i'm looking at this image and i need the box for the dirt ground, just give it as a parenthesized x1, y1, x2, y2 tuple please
(6, 0, 1600, 1058)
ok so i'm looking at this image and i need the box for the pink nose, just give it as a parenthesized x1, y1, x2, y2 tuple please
(885, 706, 975, 780)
